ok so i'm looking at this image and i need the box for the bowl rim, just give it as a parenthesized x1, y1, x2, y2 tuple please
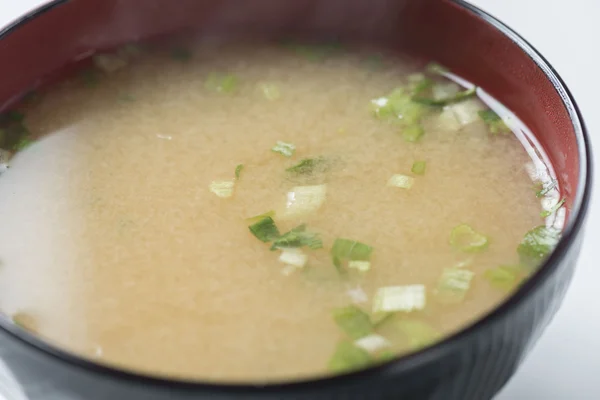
(0, 0, 593, 393)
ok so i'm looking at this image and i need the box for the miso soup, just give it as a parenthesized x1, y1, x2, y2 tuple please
(0, 40, 565, 382)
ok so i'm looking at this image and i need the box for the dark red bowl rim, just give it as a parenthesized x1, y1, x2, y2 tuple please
(0, 0, 593, 393)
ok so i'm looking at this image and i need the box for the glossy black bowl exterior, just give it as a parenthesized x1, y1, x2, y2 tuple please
(0, 1, 592, 399)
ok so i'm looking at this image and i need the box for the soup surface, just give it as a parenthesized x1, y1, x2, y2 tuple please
(0, 41, 564, 382)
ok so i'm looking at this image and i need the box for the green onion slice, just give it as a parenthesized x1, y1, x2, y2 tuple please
(449, 224, 489, 252)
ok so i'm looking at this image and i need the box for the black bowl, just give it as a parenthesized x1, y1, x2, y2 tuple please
(0, 0, 592, 399)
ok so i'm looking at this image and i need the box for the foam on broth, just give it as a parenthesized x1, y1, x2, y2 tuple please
(0, 41, 562, 382)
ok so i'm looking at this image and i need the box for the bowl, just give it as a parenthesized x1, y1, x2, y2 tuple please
(0, 0, 592, 399)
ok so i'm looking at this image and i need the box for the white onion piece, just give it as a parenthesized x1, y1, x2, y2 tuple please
(278, 249, 308, 268)
(447, 98, 485, 126)
(209, 180, 235, 198)
(284, 184, 327, 218)
(373, 285, 426, 313)
(354, 334, 391, 354)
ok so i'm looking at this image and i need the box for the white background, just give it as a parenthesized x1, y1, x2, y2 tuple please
(0, 1, 599, 399)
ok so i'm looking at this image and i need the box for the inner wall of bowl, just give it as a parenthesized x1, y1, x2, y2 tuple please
(0, 0, 578, 211)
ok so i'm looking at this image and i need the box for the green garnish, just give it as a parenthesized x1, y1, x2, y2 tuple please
(407, 74, 433, 95)
(435, 267, 474, 303)
(412, 87, 477, 107)
(209, 180, 235, 198)
(14, 137, 33, 151)
(245, 210, 276, 223)
(271, 224, 323, 250)
(331, 238, 373, 272)
(536, 179, 558, 197)
(370, 88, 426, 125)
(259, 83, 281, 101)
(333, 306, 373, 340)
(12, 312, 38, 332)
(373, 285, 426, 313)
(348, 260, 371, 272)
(402, 124, 425, 142)
(5, 110, 24, 122)
(205, 73, 238, 93)
(170, 47, 192, 61)
(517, 225, 560, 268)
(0, 111, 31, 151)
(411, 161, 427, 175)
(478, 109, 511, 134)
(271, 141, 296, 157)
(484, 265, 524, 292)
(235, 164, 244, 180)
(248, 216, 281, 242)
(397, 320, 440, 350)
(449, 224, 489, 252)
(425, 62, 448, 75)
(327, 341, 373, 373)
(387, 174, 415, 189)
(541, 198, 566, 218)
(286, 157, 330, 176)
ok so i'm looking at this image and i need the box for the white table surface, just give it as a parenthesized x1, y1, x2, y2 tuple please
(1, 1, 599, 399)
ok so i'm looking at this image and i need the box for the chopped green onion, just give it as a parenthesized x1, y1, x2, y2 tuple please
(245, 210, 275, 223)
(93, 53, 128, 73)
(397, 320, 440, 350)
(411, 161, 427, 175)
(449, 224, 489, 252)
(259, 83, 281, 101)
(333, 305, 373, 340)
(478, 109, 511, 134)
(328, 341, 372, 373)
(446, 99, 486, 126)
(286, 157, 330, 176)
(271, 141, 296, 157)
(348, 260, 371, 272)
(248, 216, 280, 243)
(517, 225, 560, 268)
(347, 286, 368, 304)
(371, 312, 395, 328)
(205, 73, 238, 93)
(278, 248, 308, 268)
(402, 124, 425, 142)
(331, 238, 373, 271)
(387, 174, 415, 189)
(373, 285, 426, 313)
(484, 265, 523, 292)
(425, 62, 448, 75)
(435, 267, 474, 303)
(235, 164, 244, 180)
(432, 82, 460, 100)
(170, 47, 192, 61)
(14, 137, 33, 151)
(407, 74, 433, 95)
(541, 198, 566, 217)
(284, 184, 327, 218)
(354, 334, 391, 354)
(12, 312, 37, 332)
(412, 87, 477, 107)
(271, 224, 322, 250)
(536, 179, 558, 198)
(209, 180, 235, 198)
(370, 88, 425, 125)
(4, 110, 24, 122)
